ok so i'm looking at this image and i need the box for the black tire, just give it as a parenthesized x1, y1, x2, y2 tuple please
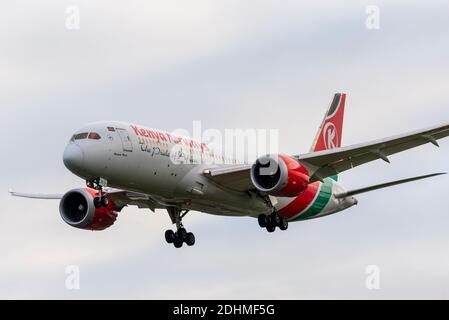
(173, 235, 183, 248)
(279, 216, 289, 231)
(178, 228, 188, 241)
(186, 232, 195, 246)
(165, 230, 175, 244)
(258, 214, 267, 228)
(93, 197, 101, 208)
(266, 225, 276, 233)
(100, 196, 109, 207)
(271, 212, 281, 226)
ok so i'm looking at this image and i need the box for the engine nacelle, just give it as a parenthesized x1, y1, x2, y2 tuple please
(59, 188, 118, 231)
(250, 154, 310, 197)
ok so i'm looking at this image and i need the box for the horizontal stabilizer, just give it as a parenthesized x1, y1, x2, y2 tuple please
(335, 172, 446, 198)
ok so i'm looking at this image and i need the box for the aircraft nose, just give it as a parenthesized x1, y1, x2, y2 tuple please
(63, 143, 84, 172)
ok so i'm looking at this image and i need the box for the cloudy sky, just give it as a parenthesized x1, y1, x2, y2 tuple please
(1, 0, 449, 299)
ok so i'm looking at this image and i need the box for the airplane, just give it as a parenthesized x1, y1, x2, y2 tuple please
(10, 93, 449, 248)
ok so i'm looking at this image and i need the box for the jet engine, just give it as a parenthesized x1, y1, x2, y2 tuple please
(59, 188, 118, 231)
(250, 154, 310, 197)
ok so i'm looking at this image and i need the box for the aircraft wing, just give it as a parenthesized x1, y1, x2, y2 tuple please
(9, 190, 63, 199)
(335, 172, 447, 198)
(203, 164, 253, 192)
(297, 122, 449, 182)
(9, 188, 163, 212)
(203, 122, 449, 190)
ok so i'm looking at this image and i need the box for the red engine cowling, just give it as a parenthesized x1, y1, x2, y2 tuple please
(59, 188, 118, 231)
(250, 154, 310, 197)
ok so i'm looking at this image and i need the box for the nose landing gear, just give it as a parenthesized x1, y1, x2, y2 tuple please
(165, 207, 195, 248)
(87, 178, 109, 208)
(93, 196, 109, 208)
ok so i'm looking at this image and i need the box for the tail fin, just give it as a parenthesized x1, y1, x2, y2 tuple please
(310, 93, 346, 152)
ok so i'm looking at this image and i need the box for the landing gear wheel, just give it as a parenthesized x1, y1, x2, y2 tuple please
(260, 194, 288, 233)
(178, 228, 187, 241)
(271, 212, 281, 226)
(100, 196, 109, 207)
(278, 216, 289, 231)
(93, 197, 101, 208)
(165, 230, 175, 244)
(258, 214, 268, 228)
(166, 207, 196, 248)
(88, 178, 109, 208)
(186, 232, 195, 246)
(173, 235, 183, 248)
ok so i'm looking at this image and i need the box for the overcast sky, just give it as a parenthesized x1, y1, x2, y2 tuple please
(1, 0, 449, 299)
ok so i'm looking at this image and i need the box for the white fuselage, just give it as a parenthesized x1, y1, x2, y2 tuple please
(63, 121, 356, 220)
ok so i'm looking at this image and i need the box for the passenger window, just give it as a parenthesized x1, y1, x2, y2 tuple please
(88, 132, 101, 140)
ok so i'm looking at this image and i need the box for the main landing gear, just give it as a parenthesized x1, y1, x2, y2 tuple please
(258, 195, 288, 232)
(165, 207, 195, 248)
(258, 211, 289, 232)
(86, 178, 109, 208)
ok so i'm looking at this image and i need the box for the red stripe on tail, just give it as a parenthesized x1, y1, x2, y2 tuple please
(310, 93, 346, 152)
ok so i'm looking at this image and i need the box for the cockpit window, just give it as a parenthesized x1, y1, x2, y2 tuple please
(88, 132, 101, 140)
(71, 132, 89, 141)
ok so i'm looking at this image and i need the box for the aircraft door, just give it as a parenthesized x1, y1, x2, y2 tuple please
(116, 128, 133, 152)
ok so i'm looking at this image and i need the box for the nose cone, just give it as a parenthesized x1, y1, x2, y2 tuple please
(63, 144, 84, 173)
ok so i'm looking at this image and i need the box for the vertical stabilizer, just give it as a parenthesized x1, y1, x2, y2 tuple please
(310, 93, 346, 152)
